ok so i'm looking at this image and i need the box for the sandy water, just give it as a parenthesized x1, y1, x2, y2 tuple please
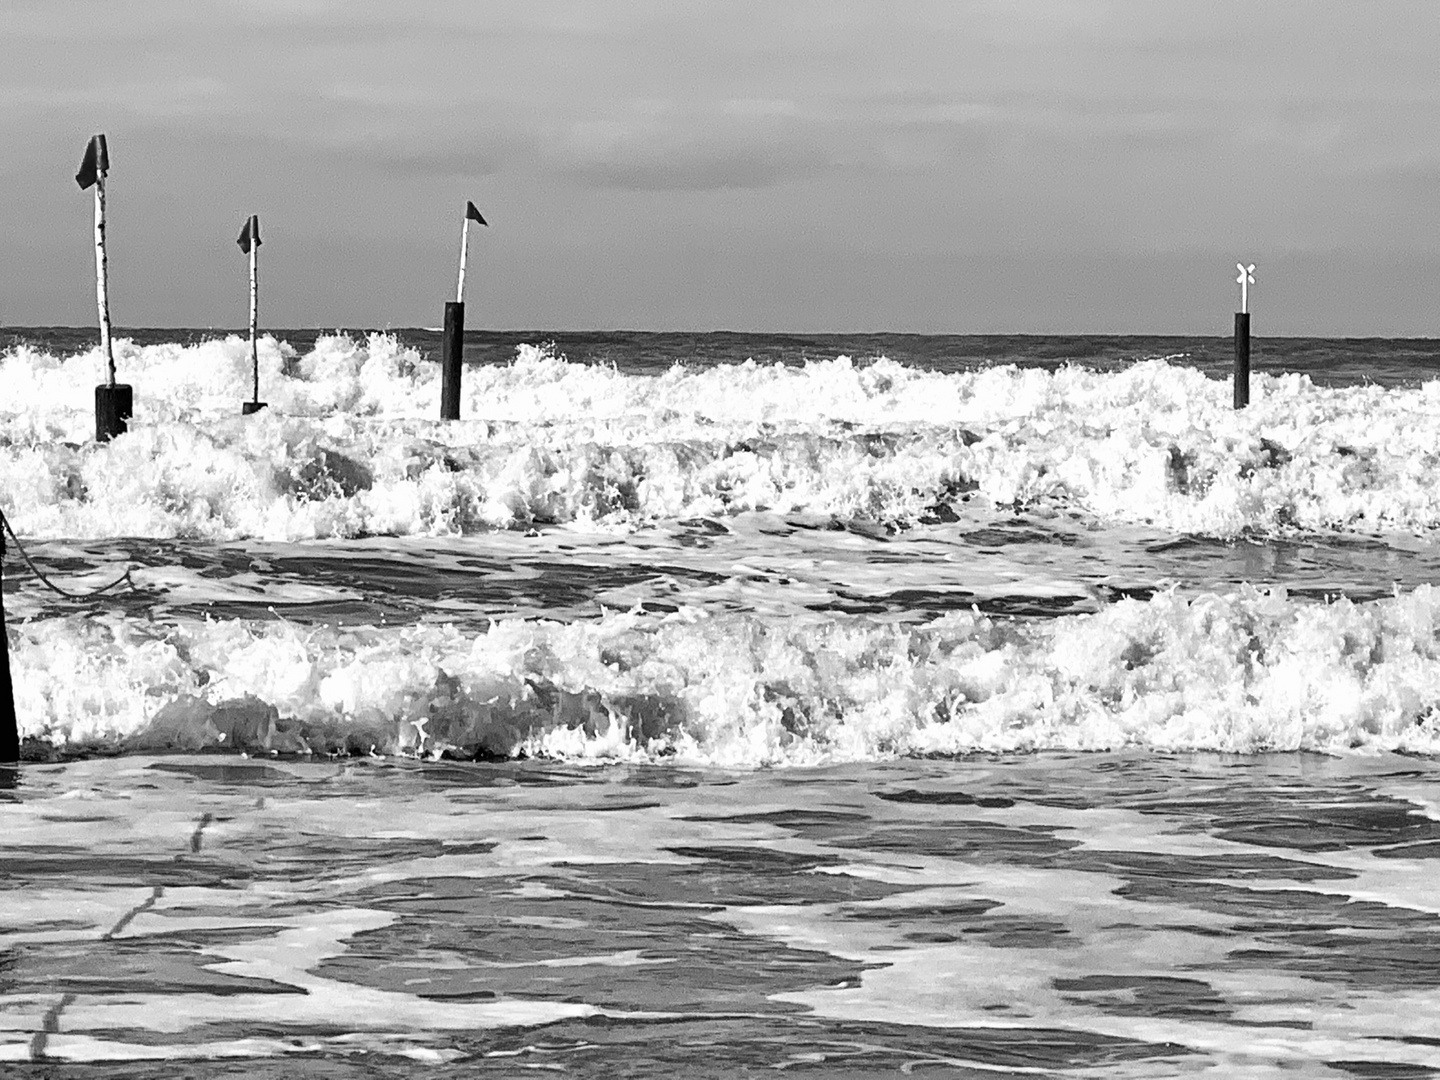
(3, 752, 1439, 1077)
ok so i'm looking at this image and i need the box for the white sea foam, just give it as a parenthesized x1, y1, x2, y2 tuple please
(11, 585, 1440, 764)
(5, 334, 1440, 540)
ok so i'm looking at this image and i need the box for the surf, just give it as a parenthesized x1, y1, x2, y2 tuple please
(6, 334, 1440, 541)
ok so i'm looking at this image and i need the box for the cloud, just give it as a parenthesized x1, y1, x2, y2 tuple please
(547, 102, 832, 191)
(6, 77, 234, 121)
(6, 0, 1440, 331)
(361, 133, 536, 179)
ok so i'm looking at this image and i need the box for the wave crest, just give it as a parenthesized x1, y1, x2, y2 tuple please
(12, 586, 1440, 764)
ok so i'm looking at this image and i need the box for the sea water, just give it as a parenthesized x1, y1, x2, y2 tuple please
(2, 329, 1439, 1075)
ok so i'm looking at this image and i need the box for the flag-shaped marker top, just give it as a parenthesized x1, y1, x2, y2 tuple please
(237, 215, 261, 254)
(456, 201, 487, 303)
(75, 134, 109, 189)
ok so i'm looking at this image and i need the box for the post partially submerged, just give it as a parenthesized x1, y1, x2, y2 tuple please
(441, 200, 487, 420)
(1234, 262, 1255, 409)
(1, 522, 18, 764)
(237, 215, 265, 414)
(77, 134, 132, 441)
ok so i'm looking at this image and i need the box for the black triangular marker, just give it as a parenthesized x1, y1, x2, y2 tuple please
(237, 215, 261, 254)
(466, 201, 487, 226)
(75, 134, 109, 190)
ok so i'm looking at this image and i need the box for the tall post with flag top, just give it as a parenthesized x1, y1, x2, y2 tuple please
(237, 215, 265, 414)
(441, 200, 487, 420)
(77, 134, 131, 441)
(1234, 262, 1255, 409)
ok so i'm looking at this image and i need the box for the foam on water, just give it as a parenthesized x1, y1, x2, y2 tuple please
(11, 585, 1440, 764)
(6, 334, 1440, 540)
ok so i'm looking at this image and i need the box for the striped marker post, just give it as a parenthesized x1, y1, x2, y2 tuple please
(441, 200, 487, 420)
(237, 215, 266, 414)
(1, 525, 18, 764)
(77, 134, 131, 441)
(1234, 262, 1255, 409)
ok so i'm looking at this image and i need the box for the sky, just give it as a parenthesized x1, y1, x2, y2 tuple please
(2, 0, 1438, 335)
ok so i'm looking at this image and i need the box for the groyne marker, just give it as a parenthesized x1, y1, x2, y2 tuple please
(441, 200, 487, 420)
(1, 519, 18, 764)
(237, 214, 265, 414)
(77, 134, 131, 441)
(1234, 262, 1254, 409)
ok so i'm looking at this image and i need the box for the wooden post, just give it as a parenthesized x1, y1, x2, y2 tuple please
(1, 526, 18, 764)
(78, 134, 131, 442)
(1234, 263, 1255, 410)
(95, 384, 133, 440)
(1233, 313, 1251, 409)
(238, 214, 266, 414)
(441, 301, 464, 420)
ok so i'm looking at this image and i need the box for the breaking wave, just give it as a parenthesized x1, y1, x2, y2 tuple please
(5, 333, 1440, 540)
(11, 586, 1440, 764)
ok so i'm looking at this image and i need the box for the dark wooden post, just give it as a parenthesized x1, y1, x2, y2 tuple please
(95, 385, 132, 441)
(96, 384, 133, 440)
(441, 301, 464, 420)
(1233, 312, 1251, 409)
(1, 526, 19, 764)
(1232, 262, 1255, 410)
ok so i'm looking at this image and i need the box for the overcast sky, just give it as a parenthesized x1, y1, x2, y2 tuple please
(3, 1, 1438, 334)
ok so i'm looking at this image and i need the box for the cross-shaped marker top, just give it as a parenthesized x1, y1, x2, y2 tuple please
(1236, 263, 1256, 314)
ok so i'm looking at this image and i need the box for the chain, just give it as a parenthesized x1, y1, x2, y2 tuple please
(0, 510, 135, 599)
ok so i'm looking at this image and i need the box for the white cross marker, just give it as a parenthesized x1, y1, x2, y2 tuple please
(1236, 262, 1256, 314)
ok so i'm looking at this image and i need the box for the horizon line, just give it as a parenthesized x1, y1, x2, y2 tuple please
(5, 325, 1440, 342)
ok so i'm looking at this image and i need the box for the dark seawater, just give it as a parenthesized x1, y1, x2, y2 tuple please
(10, 325, 1440, 385)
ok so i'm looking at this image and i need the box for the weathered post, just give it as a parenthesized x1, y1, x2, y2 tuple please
(1234, 262, 1255, 410)
(237, 215, 266, 414)
(441, 300, 465, 420)
(441, 201, 487, 420)
(1, 523, 18, 764)
(77, 134, 131, 442)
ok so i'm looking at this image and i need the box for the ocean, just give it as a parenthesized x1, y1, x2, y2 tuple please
(2, 328, 1440, 1075)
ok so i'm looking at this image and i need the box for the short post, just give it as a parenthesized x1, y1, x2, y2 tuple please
(440, 201, 487, 420)
(1, 525, 19, 764)
(441, 300, 464, 420)
(1234, 262, 1255, 410)
(77, 134, 131, 442)
(237, 214, 266, 414)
